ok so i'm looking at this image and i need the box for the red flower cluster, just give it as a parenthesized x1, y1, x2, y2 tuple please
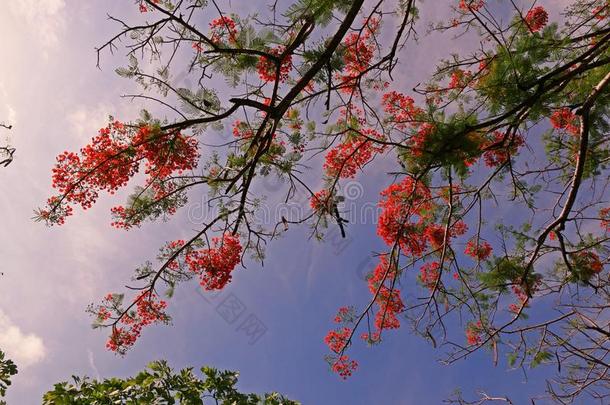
(105, 291, 169, 354)
(465, 320, 483, 345)
(232, 120, 255, 139)
(482, 131, 525, 167)
(426, 221, 465, 248)
(333, 306, 353, 323)
(381, 90, 440, 157)
(257, 47, 292, 83)
(600, 207, 610, 231)
(134, 126, 199, 179)
(324, 136, 382, 178)
(51, 122, 138, 210)
(382, 91, 423, 130)
(337, 18, 380, 94)
(448, 69, 473, 89)
(323, 106, 385, 179)
(550, 108, 580, 136)
(310, 189, 333, 215)
(419, 261, 441, 291)
(424, 225, 446, 250)
(209, 16, 238, 45)
(508, 284, 528, 314)
(592, 5, 609, 20)
(459, 0, 485, 12)
(332, 355, 358, 379)
(377, 177, 469, 259)
(38, 196, 73, 225)
(367, 256, 405, 338)
(325, 314, 359, 379)
(110, 205, 137, 229)
(377, 177, 433, 255)
(43, 122, 199, 226)
(464, 239, 493, 260)
(525, 6, 548, 33)
(325, 327, 352, 353)
(573, 251, 604, 275)
(184, 234, 243, 291)
(97, 307, 111, 322)
(138, 0, 160, 13)
(411, 123, 437, 157)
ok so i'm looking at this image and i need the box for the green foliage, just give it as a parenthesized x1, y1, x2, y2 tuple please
(176, 87, 222, 117)
(115, 182, 189, 229)
(0, 350, 17, 403)
(479, 257, 524, 292)
(286, 0, 353, 25)
(476, 24, 560, 116)
(400, 112, 482, 176)
(43, 360, 299, 405)
(531, 350, 553, 368)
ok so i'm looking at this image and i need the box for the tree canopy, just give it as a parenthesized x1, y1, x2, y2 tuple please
(43, 360, 298, 405)
(32, 0, 610, 402)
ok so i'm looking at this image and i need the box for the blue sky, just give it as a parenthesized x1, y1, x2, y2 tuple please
(0, 0, 582, 404)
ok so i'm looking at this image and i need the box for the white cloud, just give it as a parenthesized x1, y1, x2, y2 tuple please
(6, 106, 16, 127)
(8, 0, 66, 51)
(67, 103, 113, 141)
(0, 310, 46, 368)
(0, 83, 16, 128)
(87, 349, 100, 380)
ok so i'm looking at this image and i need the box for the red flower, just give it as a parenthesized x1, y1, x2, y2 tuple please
(464, 239, 493, 260)
(325, 324, 358, 378)
(104, 291, 169, 354)
(310, 189, 333, 214)
(367, 256, 405, 333)
(465, 320, 483, 345)
(232, 120, 255, 139)
(138, 0, 159, 13)
(592, 5, 609, 20)
(209, 16, 238, 45)
(382, 91, 423, 130)
(550, 108, 580, 136)
(424, 225, 446, 250)
(331, 355, 358, 379)
(337, 18, 380, 94)
(324, 327, 352, 353)
(525, 6, 548, 33)
(324, 137, 378, 179)
(42, 122, 199, 226)
(574, 251, 604, 275)
(257, 47, 292, 83)
(419, 261, 441, 291)
(448, 69, 472, 89)
(458, 0, 485, 12)
(333, 306, 352, 323)
(133, 126, 199, 180)
(509, 284, 529, 314)
(482, 131, 524, 167)
(323, 107, 385, 179)
(377, 177, 433, 255)
(184, 234, 242, 291)
(600, 207, 610, 231)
